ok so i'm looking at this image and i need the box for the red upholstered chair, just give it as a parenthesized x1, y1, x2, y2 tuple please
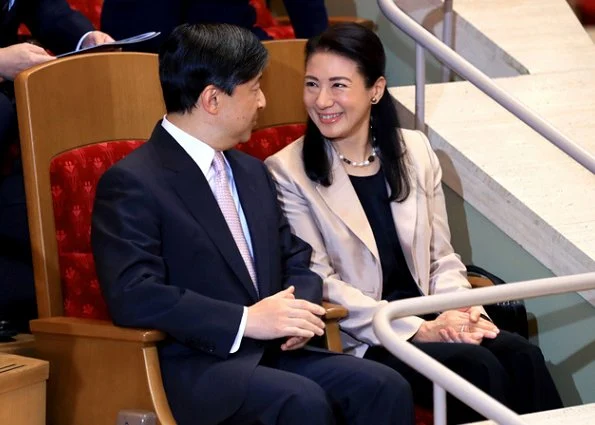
(15, 52, 175, 425)
(16, 49, 347, 424)
(50, 140, 144, 320)
(250, 0, 376, 39)
(240, 39, 309, 139)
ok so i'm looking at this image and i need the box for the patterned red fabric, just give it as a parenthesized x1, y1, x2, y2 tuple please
(250, 0, 277, 28)
(60, 252, 106, 319)
(67, 0, 104, 30)
(50, 139, 144, 320)
(238, 124, 306, 161)
(249, 0, 296, 40)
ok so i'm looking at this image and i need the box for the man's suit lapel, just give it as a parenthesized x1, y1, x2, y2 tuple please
(226, 151, 272, 298)
(151, 125, 259, 301)
(316, 144, 380, 262)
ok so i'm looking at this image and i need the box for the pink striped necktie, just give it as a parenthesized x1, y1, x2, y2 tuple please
(211, 151, 258, 293)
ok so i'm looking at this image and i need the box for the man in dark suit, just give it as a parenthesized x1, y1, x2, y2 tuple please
(0, 0, 113, 331)
(101, 0, 328, 52)
(91, 23, 414, 425)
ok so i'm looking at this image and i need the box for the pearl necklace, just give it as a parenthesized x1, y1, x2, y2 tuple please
(337, 146, 378, 167)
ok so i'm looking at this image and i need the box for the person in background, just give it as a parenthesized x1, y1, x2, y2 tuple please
(265, 23, 563, 424)
(91, 23, 414, 425)
(0, 0, 113, 332)
(100, 0, 328, 52)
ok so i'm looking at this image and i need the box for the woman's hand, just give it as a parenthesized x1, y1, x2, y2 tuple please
(412, 307, 499, 344)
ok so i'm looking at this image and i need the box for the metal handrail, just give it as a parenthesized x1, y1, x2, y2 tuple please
(377, 0, 595, 174)
(441, 0, 454, 82)
(373, 272, 595, 425)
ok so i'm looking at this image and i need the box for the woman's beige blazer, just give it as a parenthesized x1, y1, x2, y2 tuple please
(266, 129, 474, 357)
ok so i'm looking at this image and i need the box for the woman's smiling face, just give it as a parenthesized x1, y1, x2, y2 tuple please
(303, 51, 384, 144)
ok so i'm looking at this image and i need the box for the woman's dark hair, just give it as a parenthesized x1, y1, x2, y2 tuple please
(159, 23, 268, 114)
(302, 23, 410, 202)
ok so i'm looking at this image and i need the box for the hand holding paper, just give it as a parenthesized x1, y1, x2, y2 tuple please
(57, 32, 161, 58)
(81, 31, 115, 49)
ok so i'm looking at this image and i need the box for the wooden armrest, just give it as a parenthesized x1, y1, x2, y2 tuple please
(32, 318, 173, 425)
(275, 16, 377, 32)
(323, 301, 348, 320)
(467, 276, 495, 289)
(30, 317, 166, 342)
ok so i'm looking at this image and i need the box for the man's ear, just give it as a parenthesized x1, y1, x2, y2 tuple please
(199, 85, 220, 114)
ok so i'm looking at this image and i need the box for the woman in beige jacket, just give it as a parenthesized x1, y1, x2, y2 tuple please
(265, 23, 562, 424)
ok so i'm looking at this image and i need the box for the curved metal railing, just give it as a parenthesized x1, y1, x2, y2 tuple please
(373, 273, 595, 425)
(378, 0, 595, 174)
(373, 2, 595, 423)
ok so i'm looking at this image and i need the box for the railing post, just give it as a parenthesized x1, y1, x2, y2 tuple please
(373, 273, 595, 425)
(415, 43, 426, 131)
(433, 383, 447, 425)
(441, 0, 454, 82)
(377, 0, 595, 173)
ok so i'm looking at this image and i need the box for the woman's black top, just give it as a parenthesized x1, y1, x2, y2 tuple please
(349, 169, 422, 302)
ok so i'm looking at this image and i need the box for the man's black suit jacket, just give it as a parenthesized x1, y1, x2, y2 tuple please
(0, 0, 94, 328)
(0, 0, 93, 52)
(91, 124, 324, 425)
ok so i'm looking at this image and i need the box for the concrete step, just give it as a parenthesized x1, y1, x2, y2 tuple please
(390, 68, 595, 304)
(397, 0, 595, 77)
(465, 402, 595, 424)
(389, 0, 595, 306)
(452, 0, 595, 75)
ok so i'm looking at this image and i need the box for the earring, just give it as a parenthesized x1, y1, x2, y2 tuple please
(371, 97, 377, 104)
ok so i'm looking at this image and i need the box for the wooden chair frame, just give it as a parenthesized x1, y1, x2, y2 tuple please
(258, 39, 309, 130)
(16, 52, 173, 425)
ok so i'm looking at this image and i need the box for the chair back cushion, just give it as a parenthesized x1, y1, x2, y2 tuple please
(50, 140, 144, 319)
(250, 0, 296, 39)
(50, 124, 302, 320)
(251, 0, 277, 28)
(67, 0, 104, 29)
(239, 124, 306, 160)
